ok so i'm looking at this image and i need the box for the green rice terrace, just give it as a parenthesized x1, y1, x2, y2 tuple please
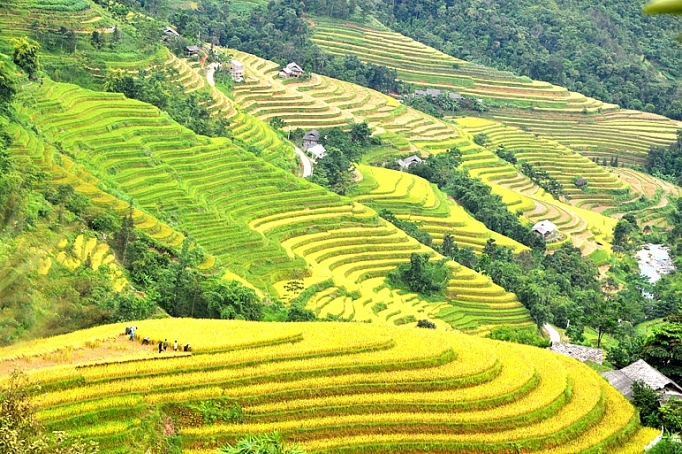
(17, 78, 534, 334)
(309, 19, 682, 168)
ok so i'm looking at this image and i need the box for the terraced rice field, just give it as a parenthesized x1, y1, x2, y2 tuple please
(0, 319, 659, 453)
(456, 118, 633, 210)
(310, 19, 611, 113)
(0, 0, 113, 53)
(490, 110, 682, 167)
(20, 79, 531, 332)
(308, 19, 682, 182)
(174, 50, 617, 256)
(353, 165, 526, 253)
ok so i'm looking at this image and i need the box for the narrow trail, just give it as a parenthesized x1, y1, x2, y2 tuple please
(295, 146, 313, 177)
(206, 62, 219, 87)
(544, 324, 561, 345)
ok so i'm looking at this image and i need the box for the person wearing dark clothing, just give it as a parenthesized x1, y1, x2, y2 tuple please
(184, 343, 191, 352)
(158, 341, 163, 353)
(142, 337, 150, 345)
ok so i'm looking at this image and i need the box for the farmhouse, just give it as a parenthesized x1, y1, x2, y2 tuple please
(550, 342, 605, 364)
(230, 60, 244, 82)
(279, 62, 304, 78)
(302, 129, 320, 150)
(414, 88, 464, 100)
(307, 144, 327, 161)
(532, 220, 557, 238)
(602, 359, 682, 401)
(184, 45, 201, 57)
(164, 27, 181, 38)
(397, 155, 423, 170)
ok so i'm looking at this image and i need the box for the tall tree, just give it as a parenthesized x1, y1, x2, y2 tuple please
(11, 37, 40, 78)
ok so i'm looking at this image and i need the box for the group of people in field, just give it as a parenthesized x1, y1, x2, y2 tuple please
(125, 326, 191, 353)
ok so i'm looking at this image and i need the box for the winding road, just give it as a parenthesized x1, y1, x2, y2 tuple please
(206, 62, 219, 87)
(205, 62, 311, 178)
(295, 146, 313, 178)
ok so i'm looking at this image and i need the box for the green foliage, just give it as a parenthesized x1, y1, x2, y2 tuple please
(417, 319, 436, 329)
(352, 0, 682, 119)
(11, 37, 41, 78)
(104, 67, 230, 138)
(632, 380, 663, 428)
(410, 149, 545, 251)
(642, 322, 682, 383)
(473, 133, 489, 147)
(612, 217, 640, 251)
(520, 162, 564, 199)
(387, 253, 450, 297)
(379, 209, 432, 247)
(168, 2, 401, 94)
(488, 326, 551, 348)
(219, 432, 305, 454)
(0, 371, 100, 454)
(188, 399, 244, 425)
(495, 145, 516, 165)
(649, 438, 682, 454)
(308, 124, 376, 195)
(607, 335, 645, 368)
(0, 63, 17, 107)
(646, 132, 682, 184)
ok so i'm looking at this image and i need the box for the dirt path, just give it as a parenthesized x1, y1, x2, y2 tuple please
(0, 335, 186, 376)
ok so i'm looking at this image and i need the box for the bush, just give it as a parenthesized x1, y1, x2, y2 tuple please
(417, 319, 436, 329)
(387, 253, 449, 297)
(488, 326, 551, 347)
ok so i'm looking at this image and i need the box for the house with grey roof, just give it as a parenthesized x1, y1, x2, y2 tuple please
(550, 343, 605, 364)
(279, 62, 304, 79)
(302, 130, 320, 150)
(602, 359, 682, 401)
(397, 155, 423, 170)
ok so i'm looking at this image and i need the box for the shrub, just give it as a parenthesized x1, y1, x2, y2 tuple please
(417, 319, 436, 329)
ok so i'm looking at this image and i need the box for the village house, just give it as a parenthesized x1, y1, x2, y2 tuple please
(302, 130, 320, 150)
(397, 155, 423, 170)
(307, 144, 327, 161)
(549, 342, 605, 364)
(164, 27, 181, 39)
(602, 359, 682, 401)
(184, 45, 200, 57)
(532, 220, 557, 238)
(230, 60, 244, 82)
(414, 88, 464, 100)
(279, 62, 304, 78)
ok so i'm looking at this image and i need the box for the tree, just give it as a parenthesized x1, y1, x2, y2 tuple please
(0, 63, 17, 107)
(632, 380, 663, 428)
(642, 322, 682, 383)
(0, 371, 99, 454)
(220, 432, 305, 454)
(11, 37, 40, 78)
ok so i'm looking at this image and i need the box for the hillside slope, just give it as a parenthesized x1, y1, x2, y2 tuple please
(16, 78, 533, 333)
(0, 319, 661, 453)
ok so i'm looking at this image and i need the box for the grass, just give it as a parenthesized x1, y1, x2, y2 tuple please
(0, 319, 657, 453)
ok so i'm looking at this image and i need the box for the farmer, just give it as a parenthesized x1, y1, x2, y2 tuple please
(184, 343, 191, 352)
(129, 326, 136, 341)
(173, 340, 178, 352)
(163, 339, 168, 351)
(158, 341, 163, 353)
